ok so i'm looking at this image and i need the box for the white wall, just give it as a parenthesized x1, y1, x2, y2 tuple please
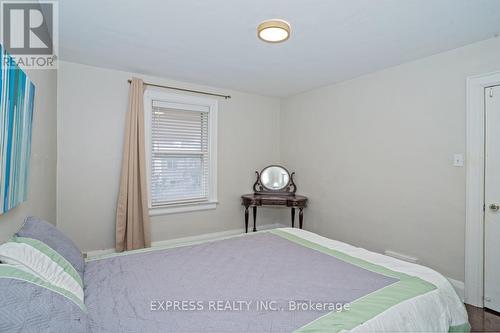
(280, 37, 500, 281)
(0, 69, 58, 241)
(56, 37, 500, 280)
(57, 61, 282, 252)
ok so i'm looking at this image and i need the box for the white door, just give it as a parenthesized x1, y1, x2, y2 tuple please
(485, 85, 500, 312)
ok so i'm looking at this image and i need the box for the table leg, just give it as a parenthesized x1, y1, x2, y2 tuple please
(253, 206, 257, 232)
(299, 208, 304, 229)
(244, 206, 249, 233)
(291, 208, 295, 228)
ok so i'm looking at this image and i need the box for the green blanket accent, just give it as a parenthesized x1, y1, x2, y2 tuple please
(449, 322, 471, 332)
(270, 230, 438, 332)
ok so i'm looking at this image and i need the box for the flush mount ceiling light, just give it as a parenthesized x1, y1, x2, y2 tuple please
(257, 19, 291, 43)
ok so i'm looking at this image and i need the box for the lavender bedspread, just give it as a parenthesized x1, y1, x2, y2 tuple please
(84, 232, 397, 332)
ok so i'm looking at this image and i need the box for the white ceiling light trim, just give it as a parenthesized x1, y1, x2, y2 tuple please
(257, 19, 291, 43)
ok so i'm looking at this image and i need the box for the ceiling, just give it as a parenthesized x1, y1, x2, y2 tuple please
(59, 0, 500, 97)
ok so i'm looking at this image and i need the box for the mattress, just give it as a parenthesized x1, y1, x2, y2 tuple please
(84, 228, 469, 332)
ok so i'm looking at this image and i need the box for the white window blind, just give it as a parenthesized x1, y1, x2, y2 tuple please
(150, 101, 210, 207)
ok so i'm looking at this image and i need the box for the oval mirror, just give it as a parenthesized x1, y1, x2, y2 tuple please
(260, 165, 290, 191)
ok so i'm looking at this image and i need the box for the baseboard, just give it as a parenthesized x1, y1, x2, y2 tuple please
(85, 223, 287, 259)
(447, 277, 465, 302)
(84, 247, 115, 258)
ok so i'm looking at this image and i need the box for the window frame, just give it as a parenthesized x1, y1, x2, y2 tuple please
(144, 89, 218, 216)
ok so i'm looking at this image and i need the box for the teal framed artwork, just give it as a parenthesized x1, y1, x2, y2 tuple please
(0, 44, 36, 214)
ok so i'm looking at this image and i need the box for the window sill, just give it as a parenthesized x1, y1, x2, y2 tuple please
(149, 201, 218, 216)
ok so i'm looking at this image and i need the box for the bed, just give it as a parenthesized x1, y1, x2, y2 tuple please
(0, 218, 469, 332)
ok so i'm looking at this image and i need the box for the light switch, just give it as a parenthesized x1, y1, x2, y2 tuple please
(453, 154, 464, 167)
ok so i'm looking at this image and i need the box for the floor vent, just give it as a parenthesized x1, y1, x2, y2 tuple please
(384, 250, 418, 263)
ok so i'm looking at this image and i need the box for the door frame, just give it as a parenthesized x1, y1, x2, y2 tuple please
(465, 70, 500, 307)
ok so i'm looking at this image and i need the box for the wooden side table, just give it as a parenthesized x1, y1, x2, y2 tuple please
(241, 194, 308, 233)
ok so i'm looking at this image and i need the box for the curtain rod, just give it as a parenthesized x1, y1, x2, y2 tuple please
(127, 79, 231, 99)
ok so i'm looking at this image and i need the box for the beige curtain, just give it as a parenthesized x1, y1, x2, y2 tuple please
(115, 77, 151, 252)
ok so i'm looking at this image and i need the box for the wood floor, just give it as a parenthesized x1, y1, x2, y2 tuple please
(467, 304, 500, 332)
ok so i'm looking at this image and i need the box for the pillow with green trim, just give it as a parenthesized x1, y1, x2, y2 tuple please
(0, 264, 89, 332)
(0, 237, 84, 307)
(16, 216, 84, 281)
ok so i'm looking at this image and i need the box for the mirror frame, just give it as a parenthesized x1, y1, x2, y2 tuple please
(253, 165, 296, 196)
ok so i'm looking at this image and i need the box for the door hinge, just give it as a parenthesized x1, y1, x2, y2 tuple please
(483, 203, 486, 211)
(489, 88, 494, 98)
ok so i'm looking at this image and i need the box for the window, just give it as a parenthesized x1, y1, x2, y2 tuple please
(144, 90, 217, 215)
